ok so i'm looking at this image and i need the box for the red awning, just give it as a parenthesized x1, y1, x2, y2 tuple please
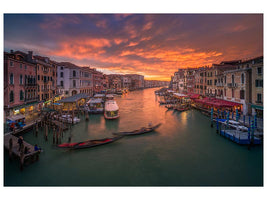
(194, 97, 242, 108)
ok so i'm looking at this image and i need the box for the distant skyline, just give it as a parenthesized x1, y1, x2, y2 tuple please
(4, 14, 263, 81)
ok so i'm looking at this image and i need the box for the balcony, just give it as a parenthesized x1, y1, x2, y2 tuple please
(216, 83, 224, 87)
(227, 83, 238, 88)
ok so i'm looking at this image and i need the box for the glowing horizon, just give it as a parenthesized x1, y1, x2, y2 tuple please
(4, 14, 263, 81)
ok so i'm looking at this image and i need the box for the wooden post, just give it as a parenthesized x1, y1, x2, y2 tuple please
(53, 126, 55, 144)
(45, 124, 48, 141)
(9, 138, 13, 161)
(72, 109, 74, 125)
(86, 110, 89, 121)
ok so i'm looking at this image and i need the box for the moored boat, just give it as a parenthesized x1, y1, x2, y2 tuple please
(104, 95, 120, 119)
(112, 123, 162, 136)
(57, 136, 123, 149)
(86, 98, 104, 114)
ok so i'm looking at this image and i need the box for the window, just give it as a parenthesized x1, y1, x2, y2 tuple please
(214, 79, 217, 85)
(20, 75, 23, 84)
(65, 91, 69, 95)
(257, 67, 262, 75)
(257, 93, 262, 103)
(210, 80, 212, 85)
(25, 65, 27, 70)
(38, 75, 40, 80)
(60, 72, 64, 77)
(73, 80, 76, 87)
(241, 74, 245, 84)
(10, 73, 14, 84)
(73, 70, 76, 77)
(9, 91, 14, 102)
(255, 79, 263, 87)
(61, 67, 63, 70)
(20, 64, 22, 68)
(20, 90, 24, 101)
(240, 90, 245, 99)
(231, 74, 235, 84)
(60, 81, 64, 87)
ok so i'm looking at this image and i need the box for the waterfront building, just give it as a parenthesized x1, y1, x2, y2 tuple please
(57, 62, 81, 97)
(124, 74, 145, 90)
(194, 67, 208, 95)
(102, 74, 110, 91)
(122, 76, 132, 89)
(250, 56, 263, 117)
(79, 67, 94, 97)
(35, 55, 57, 101)
(223, 56, 263, 115)
(92, 69, 104, 94)
(4, 50, 38, 118)
(186, 68, 196, 94)
(172, 71, 180, 92)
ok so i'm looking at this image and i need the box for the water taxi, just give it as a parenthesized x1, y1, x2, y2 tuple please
(104, 95, 120, 119)
(86, 98, 104, 114)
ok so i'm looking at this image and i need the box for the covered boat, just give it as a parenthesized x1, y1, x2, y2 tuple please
(112, 123, 162, 136)
(57, 136, 123, 149)
(86, 98, 104, 114)
(104, 100, 120, 119)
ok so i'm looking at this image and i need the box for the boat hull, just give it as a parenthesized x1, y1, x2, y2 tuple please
(104, 112, 120, 119)
(57, 136, 123, 149)
(113, 123, 162, 136)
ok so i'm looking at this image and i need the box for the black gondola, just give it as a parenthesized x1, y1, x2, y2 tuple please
(112, 123, 162, 136)
(57, 136, 123, 149)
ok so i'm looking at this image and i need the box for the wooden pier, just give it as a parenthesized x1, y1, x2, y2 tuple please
(4, 133, 41, 169)
(5, 119, 42, 136)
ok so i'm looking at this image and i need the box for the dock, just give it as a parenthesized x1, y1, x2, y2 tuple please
(4, 133, 41, 169)
(5, 119, 42, 136)
(219, 129, 262, 145)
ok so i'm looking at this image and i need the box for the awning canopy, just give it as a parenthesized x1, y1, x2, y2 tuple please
(173, 93, 188, 98)
(194, 98, 242, 108)
(251, 104, 263, 110)
(58, 93, 89, 103)
(88, 98, 103, 104)
(7, 114, 25, 121)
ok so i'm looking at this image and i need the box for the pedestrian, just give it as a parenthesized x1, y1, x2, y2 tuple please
(18, 136, 23, 151)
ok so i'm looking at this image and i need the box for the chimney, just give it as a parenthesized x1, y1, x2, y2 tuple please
(10, 50, 14, 53)
(27, 51, 33, 62)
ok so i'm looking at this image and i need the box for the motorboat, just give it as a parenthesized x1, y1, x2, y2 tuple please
(86, 98, 104, 114)
(104, 95, 119, 119)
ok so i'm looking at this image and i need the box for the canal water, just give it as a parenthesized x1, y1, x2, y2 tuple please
(4, 88, 263, 186)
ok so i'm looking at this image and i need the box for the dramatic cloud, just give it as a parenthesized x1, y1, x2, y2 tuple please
(4, 14, 263, 81)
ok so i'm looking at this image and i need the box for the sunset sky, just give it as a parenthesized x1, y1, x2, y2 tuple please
(4, 14, 263, 81)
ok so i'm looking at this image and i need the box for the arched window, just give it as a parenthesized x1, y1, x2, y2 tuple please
(241, 73, 245, 84)
(9, 91, 14, 102)
(10, 73, 14, 84)
(20, 90, 24, 101)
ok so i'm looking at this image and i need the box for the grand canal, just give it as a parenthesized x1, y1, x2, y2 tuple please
(4, 88, 263, 186)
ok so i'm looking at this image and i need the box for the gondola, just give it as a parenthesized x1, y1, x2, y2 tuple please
(57, 136, 123, 149)
(112, 123, 162, 136)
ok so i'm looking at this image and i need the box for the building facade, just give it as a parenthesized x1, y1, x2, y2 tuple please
(4, 50, 38, 117)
